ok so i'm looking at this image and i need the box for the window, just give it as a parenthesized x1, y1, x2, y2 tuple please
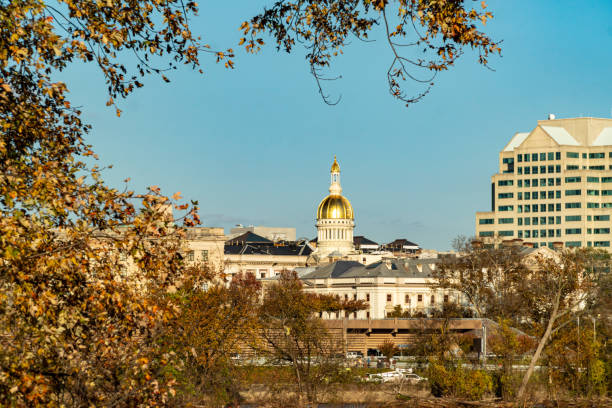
(498, 205, 513, 211)
(548, 152, 554, 160)
(556, 165, 561, 173)
(565, 177, 581, 183)
(353, 294, 357, 300)
(479, 231, 494, 237)
(518, 192, 523, 200)
(532, 166, 538, 174)
(566, 215, 581, 222)
(524, 167, 530, 175)
(594, 215, 610, 221)
(532, 204, 538, 212)
(589, 152, 605, 159)
(532, 192, 538, 199)
(524, 205, 530, 213)
(556, 152, 561, 160)
(565, 189, 581, 196)
(548, 229, 555, 237)
(532, 217, 538, 225)
(201, 250, 209, 262)
(498, 179, 514, 186)
(602, 190, 612, 196)
(565, 202, 581, 209)
(556, 178, 561, 186)
(566, 152, 579, 158)
(590, 165, 605, 170)
(386, 294, 392, 302)
(518, 205, 524, 213)
(602, 177, 612, 183)
(548, 203, 555, 212)
(517, 154, 523, 162)
(417, 294, 423, 302)
(260, 272, 266, 279)
(525, 179, 531, 187)
(556, 229, 561, 237)
(524, 154, 530, 162)
(556, 191, 561, 198)
(594, 228, 610, 234)
(565, 228, 582, 235)
(498, 218, 513, 224)
(525, 192, 531, 200)
(547, 191, 554, 199)
(588, 177, 600, 183)
(548, 178, 554, 186)
(518, 167, 523, 175)
(430, 295, 435, 305)
(548, 216, 555, 224)
(540, 166, 546, 174)
(518, 218, 523, 226)
(366, 312, 370, 318)
(556, 216, 561, 224)
(187, 251, 194, 261)
(533, 179, 539, 187)
(540, 217, 547, 225)
(479, 218, 494, 224)
(538, 153, 545, 161)
(603, 203, 612, 208)
(518, 180, 523, 187)
(567, 165, 579, 170)
(533, 230, 539, 238)
(588, 203, 600, 208)
(524, 217, 530, 225)
(499, 231, 514, 237)
(583, 153, 587, 158)
(366, 293, 370, 301)
(532, 153, 538, 161)
(556, 203, 561, 211)
(405, 294, 410, 303)
(524, 230, 531, 238)
(587, 189, 599, 196)
(345, 294, 349, 300)
(594, 241, 610, 247)
(444, 295, 449, 303)
(566, 241, 582, 247)
(548, 165, 554, 173)
(540, 230, 547, 238)
(498, 193, 514, 199)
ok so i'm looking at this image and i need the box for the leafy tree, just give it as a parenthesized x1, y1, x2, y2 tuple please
(433, 241, 528, 319)
(516, 249, 609, 401)
(163, 270, 262, 406)
(378, 339, 400, 363)
(242, 0, 501, 106)
(257, 271, 367, 404)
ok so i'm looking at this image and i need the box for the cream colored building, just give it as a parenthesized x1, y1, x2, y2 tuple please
(301, 258, 462, 319)
(476, 117, 612, 249)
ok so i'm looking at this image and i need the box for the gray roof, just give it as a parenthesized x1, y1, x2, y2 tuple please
(301, 258, 437, 280)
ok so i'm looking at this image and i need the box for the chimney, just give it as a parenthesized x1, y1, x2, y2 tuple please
(471, 240, 483, 249)
(523, 242, 534, 248)
(552, 241, 563, 250)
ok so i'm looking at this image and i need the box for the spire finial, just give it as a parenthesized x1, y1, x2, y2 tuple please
(331, 155, 340, 173)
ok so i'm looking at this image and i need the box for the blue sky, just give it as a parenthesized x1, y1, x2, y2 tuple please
(64, 0, 612, 250)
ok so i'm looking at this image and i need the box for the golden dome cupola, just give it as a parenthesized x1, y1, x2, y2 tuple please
(315, 156, 356, 256)
(316, 156, 354, 221)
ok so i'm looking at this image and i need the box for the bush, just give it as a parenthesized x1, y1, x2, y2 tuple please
(427, 361, 493, 400)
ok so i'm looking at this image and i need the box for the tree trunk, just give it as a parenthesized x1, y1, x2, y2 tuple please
(517, 295, 560, 401)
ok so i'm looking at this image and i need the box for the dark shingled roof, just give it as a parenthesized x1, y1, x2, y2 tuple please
(226, 231, 272, 245)
(353, 236, 378, 246)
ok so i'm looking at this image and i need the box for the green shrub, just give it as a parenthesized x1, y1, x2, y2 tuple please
(427, 361, 493, 400)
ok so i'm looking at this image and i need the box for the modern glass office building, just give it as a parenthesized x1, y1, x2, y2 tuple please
(476, 117, 612, 249)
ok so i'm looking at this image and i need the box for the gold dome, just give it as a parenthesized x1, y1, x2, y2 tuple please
(317, 195, 354, 220)
(331, 155, 340, 173)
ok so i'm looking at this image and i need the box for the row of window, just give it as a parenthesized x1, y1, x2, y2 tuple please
(567, 165, 611, 170)
(519, 178, 561, 187)
(514, 203, 612, 213)
(566, 152, 611, 159)
(480, 214, 610, 225)
(517, 152, 561, 162)
(186, 250, 209, 261)
(566, 176, 612, 183)
(517, 165, 561, 175)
